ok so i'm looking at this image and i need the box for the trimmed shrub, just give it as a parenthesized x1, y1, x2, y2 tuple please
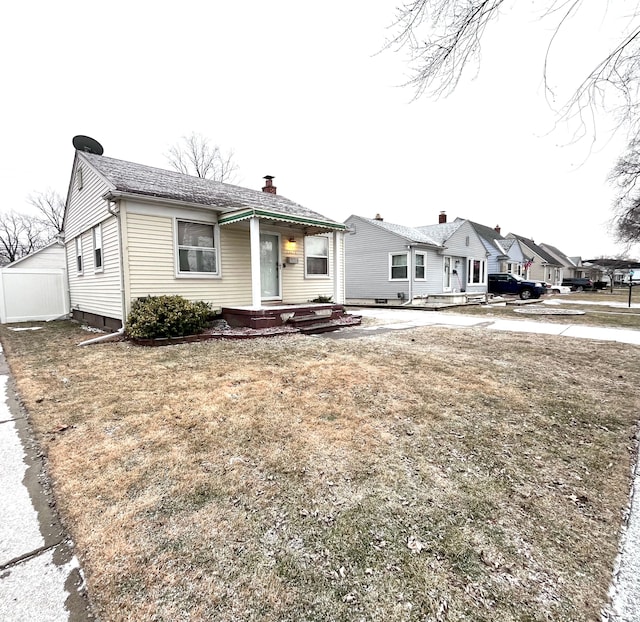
(126, 295, 212, 339)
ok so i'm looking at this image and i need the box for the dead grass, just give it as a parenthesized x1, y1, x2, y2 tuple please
(1, 321, 639, 621)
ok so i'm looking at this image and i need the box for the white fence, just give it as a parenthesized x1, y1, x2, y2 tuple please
(0, 268, 69, 324)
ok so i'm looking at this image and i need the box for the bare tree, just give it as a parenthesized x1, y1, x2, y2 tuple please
(386, 1, 640, 243)
(0, 211, 49, 265)
(28, 189, 65, 235)
(166, 133, 239, 183)
(610, 137, 640, 246)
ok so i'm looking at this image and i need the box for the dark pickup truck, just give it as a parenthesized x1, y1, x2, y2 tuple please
(488, 273, 547, 300)
(561, 278, 594, 291)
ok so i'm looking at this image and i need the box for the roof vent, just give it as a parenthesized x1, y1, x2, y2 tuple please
(374, 213, 383, 221)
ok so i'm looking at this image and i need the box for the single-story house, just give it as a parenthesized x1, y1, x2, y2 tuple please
(344, 212, 488, 304)
(63, 149, 347, 330)
(467, 221, 527, 275)
(506, 233, 564, 284)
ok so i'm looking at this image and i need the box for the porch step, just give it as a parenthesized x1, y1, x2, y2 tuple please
(298, 321, 343, 335)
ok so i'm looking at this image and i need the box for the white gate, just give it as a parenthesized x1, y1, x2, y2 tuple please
(0, 268, 69, 324)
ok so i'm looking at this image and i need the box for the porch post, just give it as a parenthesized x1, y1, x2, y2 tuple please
(249, 217, 261, 308)
(333, 230, 345, 304)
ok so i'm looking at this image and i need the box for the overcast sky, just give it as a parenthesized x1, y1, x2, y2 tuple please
(2, 0, 638, 260)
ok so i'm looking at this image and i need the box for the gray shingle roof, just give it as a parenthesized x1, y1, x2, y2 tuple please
(80, 152, 343, 227)
(508, 233, 562, 265)
(415, 218, 466, 245)
(356, 217, 442, 246)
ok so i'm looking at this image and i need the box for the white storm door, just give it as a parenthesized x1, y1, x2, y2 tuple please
(443, 256, 452, 291)
(260, 233, 281, 299)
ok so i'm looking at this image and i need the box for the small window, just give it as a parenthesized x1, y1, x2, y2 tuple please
(305, 236, 329, 276)
(177, 221, 217, 274)
(93, 224, 103, 272)
(467, 258, 486, 285)
(415, 252, 426, 280)
(76, 166, 83, 191)
(75, 237, 83, 275)
(390, 253, 408, 280)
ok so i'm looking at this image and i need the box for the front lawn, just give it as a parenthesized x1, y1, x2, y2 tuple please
(1, 321, 638, 621)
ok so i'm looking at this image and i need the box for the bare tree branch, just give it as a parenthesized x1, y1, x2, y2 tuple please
(387, 0, 640, 245)
(0, 211, 49, 265)
(27, 188, 65, 235)
(166, 133, 239, 183)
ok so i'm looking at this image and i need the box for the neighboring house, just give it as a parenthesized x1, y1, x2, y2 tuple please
(344, 212, 488, 304)
(539, 243, 583, 280)
(507, 234, 564, 284)
(63, 150, 347, 330)
(467, 221, 527, 275)
(4, 241, 66, 270)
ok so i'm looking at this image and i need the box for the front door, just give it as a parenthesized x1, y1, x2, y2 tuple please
(260, 233, 281, 299)
(443, 256, 452, 291)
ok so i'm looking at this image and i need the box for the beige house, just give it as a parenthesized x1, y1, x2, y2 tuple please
(63, 150, 346, 330)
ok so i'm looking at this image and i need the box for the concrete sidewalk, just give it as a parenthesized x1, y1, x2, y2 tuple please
(347, 307, 640, 345)
(0, 346, 92, 621)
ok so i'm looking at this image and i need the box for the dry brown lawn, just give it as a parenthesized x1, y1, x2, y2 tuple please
(2, 321, 640, 622)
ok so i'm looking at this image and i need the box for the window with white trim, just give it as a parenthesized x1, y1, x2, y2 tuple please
(75, 237, 83, 275)
(177, 220, 217, 274)
(415, 252, 426, 280)
(93, 224, 103, 272)
(389, 253, 408, 280)
(467, 258, 486, 285)
(305, 235, 329, 276)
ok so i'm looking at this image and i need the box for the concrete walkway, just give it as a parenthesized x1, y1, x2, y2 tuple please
(0, 345, 92, 621)
(347, 307, 640, 345)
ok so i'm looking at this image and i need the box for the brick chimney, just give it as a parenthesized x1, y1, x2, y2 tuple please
(374, 213, 383, 221)
(494, 224, 501, 234)
(438, 211, 447, 224)
(262, 175, 276, 194)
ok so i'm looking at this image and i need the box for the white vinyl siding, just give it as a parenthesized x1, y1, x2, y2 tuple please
(66, 216, 122, 320)
(125, 212, 251, 309)
(64, 156, 112, 239)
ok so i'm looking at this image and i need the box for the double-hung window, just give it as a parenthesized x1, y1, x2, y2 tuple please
(305, 235, 329, 277)
(467, 258, 486, 285)
(389, 253, 408, 280)
(177, 220, 217, 274)
(75, 237, 83, 275)
(93, 224, 103, 272)
(415, 252, 426, 280)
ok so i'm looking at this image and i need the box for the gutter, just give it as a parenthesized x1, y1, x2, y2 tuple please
(107, 200, 127, 331)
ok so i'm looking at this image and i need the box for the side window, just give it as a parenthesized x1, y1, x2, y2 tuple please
(93, 224, 103, 272)
(415, 252, 426, 279)
(389, 253, 408, 280)
(75, 236, 83, 275)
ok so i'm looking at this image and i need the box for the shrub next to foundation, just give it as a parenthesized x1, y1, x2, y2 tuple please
(126, 296, 212, 339)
